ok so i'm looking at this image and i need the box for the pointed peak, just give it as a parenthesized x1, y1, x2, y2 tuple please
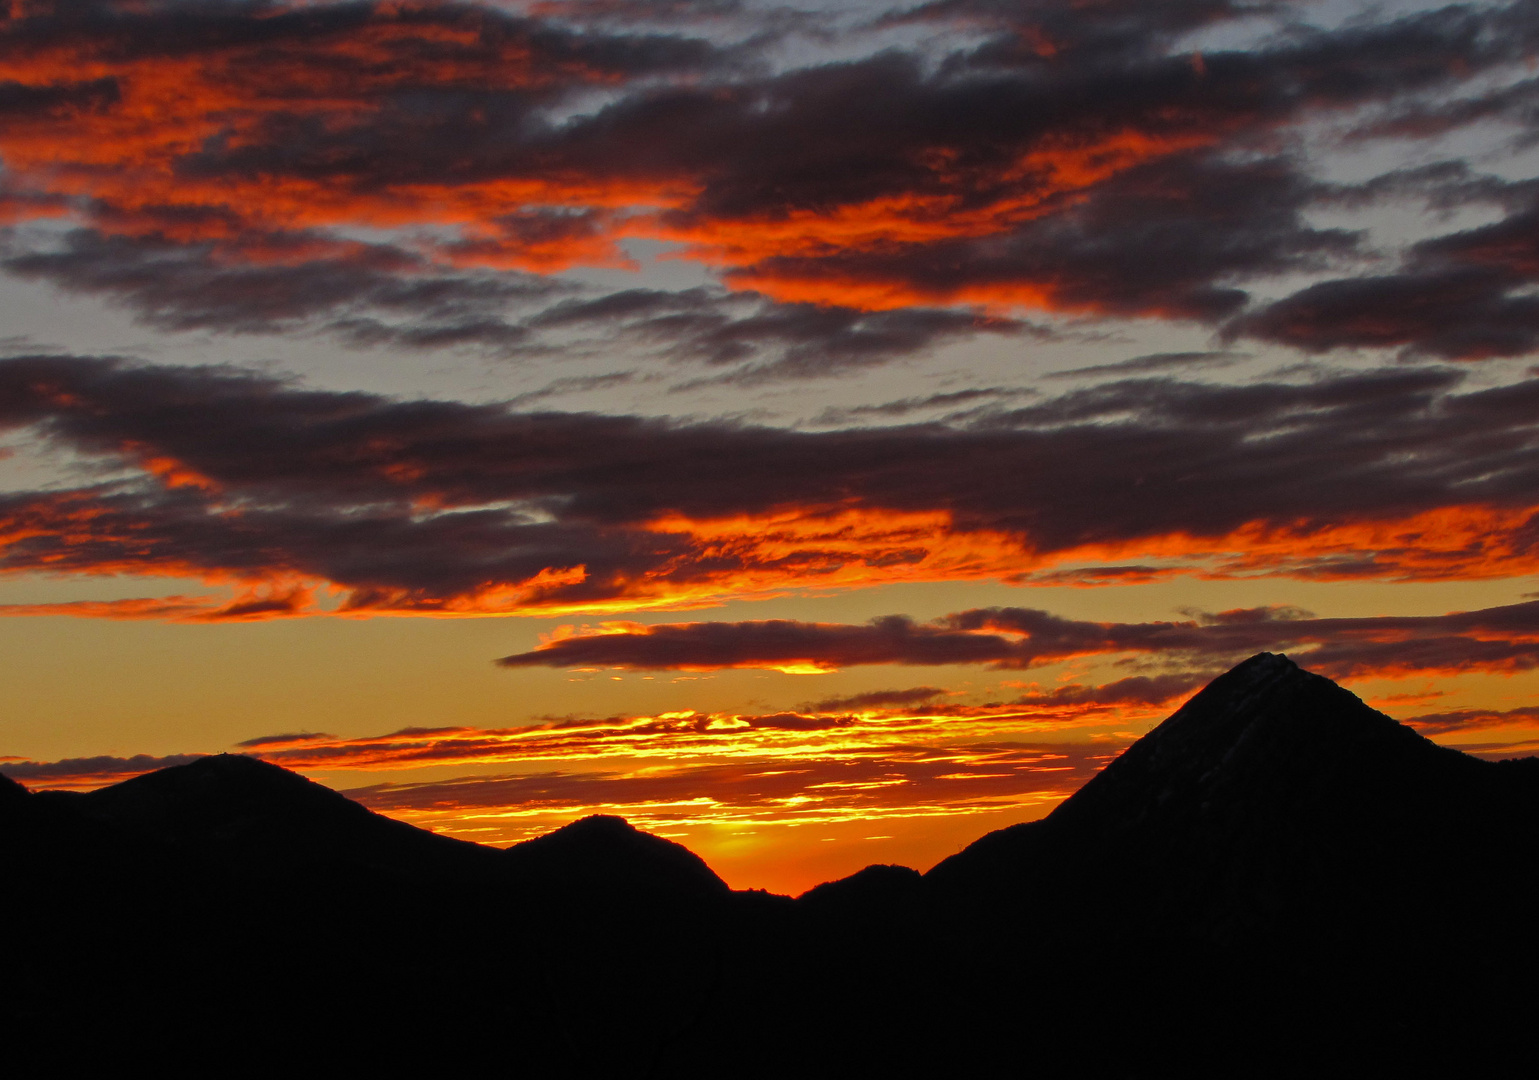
(1046, 652, 1427, 833)
(1142, 651, 1309, 737)
(1226, 650, 1300, 679)
(1186, 651, 1306, 705)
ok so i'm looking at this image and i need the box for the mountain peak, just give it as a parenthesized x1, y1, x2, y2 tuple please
(79, 752, 354, 824)
(925, 652, 1527, 950)
(1047, 650, 1425, 835)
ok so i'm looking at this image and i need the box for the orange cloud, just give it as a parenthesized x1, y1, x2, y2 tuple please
(4, 0, 1479, 327)
(666, 128, 1219, 311)
(0, 2, 699, 274)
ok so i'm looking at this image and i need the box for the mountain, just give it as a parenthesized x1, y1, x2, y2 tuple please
(918, 653, 1539, 1075)
(60, 752, 497, 878)
(504, 813, 729, 900)
(4, 653, 1537, 1076)
(929, 652, 1539, 945)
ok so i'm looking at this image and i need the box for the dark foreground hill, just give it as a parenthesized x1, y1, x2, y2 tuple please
(4, 654, 1537, 1076)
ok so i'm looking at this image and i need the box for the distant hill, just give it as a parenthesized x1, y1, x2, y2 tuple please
(4, 654, 1535, 1076)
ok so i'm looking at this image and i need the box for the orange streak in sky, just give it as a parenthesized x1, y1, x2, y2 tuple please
(1048, 504, 1539, 582)
(8, 497, 1539, 617)
(667, 129, 1216, 312)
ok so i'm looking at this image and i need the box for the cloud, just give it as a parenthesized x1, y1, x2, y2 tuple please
(0, 0, 1534, 358)
(810, 387, 1037, 426)
(1235, 168, 1539, 360)
(1045, 351, 1244, 381)
(4, 228, 559, 342)
(1006, 672, 1212, 707)
(802, 687, 948, 711)
(1399, 706, 1539, 736)
(0, 584, 316, 622)
(4, 229, 1026, 376)
(0, 752, 207, 789)
(498, 615, 1024, 672)
(5, 356, 1539, 615)
(525, 286, 1036, 380)
(235, 732, 338, 749)
(497, 599, 1539, 679)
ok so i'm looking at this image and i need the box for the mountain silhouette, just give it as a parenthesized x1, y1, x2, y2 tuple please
(916, 653, 1539, 1075)
(929, 652, 1539, 945)
(65, 753, 497, 878)
(504, 813, 729, 900)
(4, 653, 1536, 1077)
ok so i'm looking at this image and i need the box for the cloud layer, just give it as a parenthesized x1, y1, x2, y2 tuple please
(1, 1, 1538, 364)
(4, 355, 1539, 614)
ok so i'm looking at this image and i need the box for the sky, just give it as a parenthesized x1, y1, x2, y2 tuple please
(5, 0, 1539, 893)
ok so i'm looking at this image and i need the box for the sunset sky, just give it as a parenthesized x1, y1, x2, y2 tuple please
(6, 0, 1539, 893)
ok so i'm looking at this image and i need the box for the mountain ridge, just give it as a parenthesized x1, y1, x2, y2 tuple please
(4, 652, 1536, 1076)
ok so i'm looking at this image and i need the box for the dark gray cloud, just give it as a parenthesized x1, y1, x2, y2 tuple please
(234, 732, 338, 749)
(811, 387, 1037, 426)
(4, 233, 1023, 377)
(1046, 352, 1244, 381)
(530, 287, 1037, 380)
(1006, 673, 1212, 707)
(1236, 164, 1539, 359)
(4, 228, 556, 339)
